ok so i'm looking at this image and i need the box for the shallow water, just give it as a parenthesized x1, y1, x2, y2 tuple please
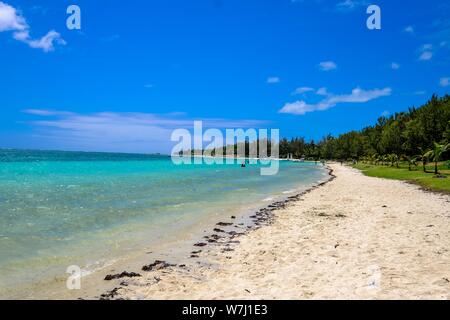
(0, 149, 327, 298)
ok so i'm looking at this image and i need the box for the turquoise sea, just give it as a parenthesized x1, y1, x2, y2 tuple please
(0, 149, 328, 298)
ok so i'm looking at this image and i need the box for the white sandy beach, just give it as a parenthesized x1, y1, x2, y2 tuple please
(102, 164, 450, 300)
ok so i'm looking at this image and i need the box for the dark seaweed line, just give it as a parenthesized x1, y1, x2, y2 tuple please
(98, 166, 336, 300)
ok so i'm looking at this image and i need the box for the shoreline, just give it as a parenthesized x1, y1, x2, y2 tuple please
(95, 166, 336, 300)
(93, 165, 334, 300)
(3, 162, 328, 300)
(100, 163, 450, 300)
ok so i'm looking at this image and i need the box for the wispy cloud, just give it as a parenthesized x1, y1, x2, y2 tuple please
(267, 76, 280, 84)
(0, 1, 65, 52)
(404, 25, 415, 34)
(440, 77, 450, 87)
(279, 87, 392, 116)
(21, 109, 269, 153)
(390, 62, 400, 70)
(318, 61, 337, 71)
(22, 109, 74, 116)
(316, 87, 329, 96)
(336, 0, 367, 11)
(292, 87, 314, 95)
(417, 44, 434, 61)
(419, 51, 433, 61)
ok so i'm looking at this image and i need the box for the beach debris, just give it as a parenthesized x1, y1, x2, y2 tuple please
(99, 287, 121, 300)
(245, 289, 251, 293)
(382, 205, 387, 208)
(191, 250, 202, 254)
(142, 260, 174, 271)
(194, 242, 207, 247)
(228, 231, 245, 237)
(213, 228, 225, 233)
(104, 271, 141, 281)
(216, 222, 233, 226)
(318, 213, 330, 217)
(231, 216, 236, 219)
(190, 254, 199, 258)
(335, 214, 347, 218)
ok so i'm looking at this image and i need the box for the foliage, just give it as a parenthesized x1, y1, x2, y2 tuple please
(278, 95, 450, 162)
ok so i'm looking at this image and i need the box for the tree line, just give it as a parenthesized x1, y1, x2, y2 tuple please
(279, 94, 450, 164)
(189, 94, 450, 171)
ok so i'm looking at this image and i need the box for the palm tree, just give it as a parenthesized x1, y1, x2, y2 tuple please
(403, 155, 419, 171)
(424, 142, 450, 175)
(418, 147, 429, 173)
(382, 155, 389, 166)
(369, 154, 377, 165)
(388, 154, 399, 168)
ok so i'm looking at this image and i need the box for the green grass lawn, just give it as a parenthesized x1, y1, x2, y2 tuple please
(352, 162, 450, 194)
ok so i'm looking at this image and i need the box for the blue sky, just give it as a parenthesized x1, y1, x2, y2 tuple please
(1, 0, 449, 153)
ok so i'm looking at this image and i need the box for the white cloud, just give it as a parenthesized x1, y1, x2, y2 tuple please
(267, 77, 280, 84)
(316, 87, 329, 96)
(144, 84, 155, 88)
(413, 90, 426, 95)
(21, 109, 269, 153)
(390, 62, 400, 70)
(381, 110, 390, 117)
(279, 87, 392, 116)
(0, 1, 27, 31)
(336, 0, 367, 11)
(0, 1, 65, 52)
(404, 26, 414, 34)
(418, 44, 434, 61)
(318, 61, 337, 71)
(440, 77, 450, 87)
(27, 30, 65, 52)
(22, 109, 74, 116)
(326, 87, 392, 104)
(292, 87, 314, 95)
(419, 51, 433, 61)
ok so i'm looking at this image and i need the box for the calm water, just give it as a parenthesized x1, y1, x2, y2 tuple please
(0, 149, 328, 298)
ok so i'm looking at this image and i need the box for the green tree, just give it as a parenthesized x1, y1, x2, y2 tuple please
(424, 142, 450, 175)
